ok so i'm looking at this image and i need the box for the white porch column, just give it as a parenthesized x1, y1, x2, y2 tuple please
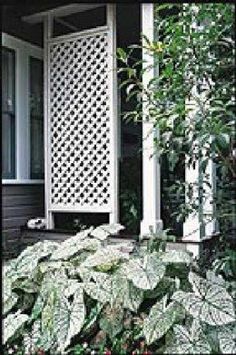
(107, 4, 119, 224)
(44, 14, 54, 229)
(140, 4, 163, 236)
(183, 84, 218, 257)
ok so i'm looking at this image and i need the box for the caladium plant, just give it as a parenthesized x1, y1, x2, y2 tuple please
(3, 224, 236, 354)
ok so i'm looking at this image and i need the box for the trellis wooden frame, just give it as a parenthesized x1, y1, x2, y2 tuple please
(43, 5, 118, 228)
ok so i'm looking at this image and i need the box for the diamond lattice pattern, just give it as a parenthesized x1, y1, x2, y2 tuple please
(49, 31, 111, 210)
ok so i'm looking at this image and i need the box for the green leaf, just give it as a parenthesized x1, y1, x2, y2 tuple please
(218, 325, 236, 354)
(54, 288, 86, 352)
(10, 241, 59, 278)
(84, 272, 112, 304)
(143, 296, 177, 344)
(90, 223, 124, 241)
(172, 272, 235, 326)
(81, 245, 128, 269)
(166, 320, 211, 354)
(3, 311, 29, 344)
(159, 250, 192, 264)
(125, 252, 166, 290)
(3, 276, 18, 315)
(99, 305, 124, 339)
(110, 269, 144, 312)
(117, 48, 128, 62)
(50, 228, 100, 261)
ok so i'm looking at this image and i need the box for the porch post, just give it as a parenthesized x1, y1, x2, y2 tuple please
(183, 83, 218, 257)
(44, 14, 54, 229)
(140, 4, 163, 236)
(107, 4, 119, 224)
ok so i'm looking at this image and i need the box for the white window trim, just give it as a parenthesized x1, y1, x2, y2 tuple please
(2, 33, 44, 185)
(2, 179, 44, 185)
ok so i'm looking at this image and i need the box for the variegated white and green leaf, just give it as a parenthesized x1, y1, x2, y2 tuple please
(3, 276, 18, 315)
(172, 272, 235, 326)
(39, 260, 63, 274)
(50, 228, 99, 261)
(143, 296, 177, 344)
(165, 320, 211, 354)
(218, 325, 236, 354)
(159, 250, 192, 264)
(125, 252, 166, 290)
(110, 269, 143, 311)
(54, 288, 86, 352)
(3, 311, 29, 344)
(81, 245, 128, 269)
(91, 223, 124, 240)
(84, 272, 112, 304)
(64, 280, 82, 298)
(99, 305, 124, 339)
(10, 241, 59, 278)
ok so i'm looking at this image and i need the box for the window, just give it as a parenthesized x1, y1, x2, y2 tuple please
(30, 57, 44, 179)
(2, 33, 44, 184)
(2, 47, 16, 179)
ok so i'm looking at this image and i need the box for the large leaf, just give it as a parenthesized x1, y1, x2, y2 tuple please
(84, 272, 112, 304)
(125, 252, 166, 290)
(64, 279, 82, 298)
(143, 296, 177, 344)
(172, 271, 235, 326)
(40, 269, 69, 299)
(50, 228, 99, 261)
(122, 279, 144, 312)
(218, 325, 236, 354)
(159, 250, 192, 264)
(91, 223, 124, 240)
(110, 269, 143, 312)
(99, 305, 124, 339)
(165, 320, 211, 354)
(84, 270, 143, 311)
(3, 276, 18, 315)
(81, 245, 129, 269)
(3, 311, 29, 344)
(39, 260, 63, 274)
(54, 288, 86, 352)
(9, 241, 59, 278)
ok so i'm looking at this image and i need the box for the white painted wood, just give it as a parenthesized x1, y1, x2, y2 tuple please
(44, 15, 54, 229)
(140, 4, 162, 236)
(22, 4, 105, 24)
(2, 33, 43, 59)
(16, 49, 29, 180)
(2, 179, 44, 185)
(44, 11, 118, 222)
(49, 26, 108, 43)
(203, 149, 218, 236)
(107, 4, 119, 224)
(183, 84, 202, 241)
(183, 81, 218, 242)
(2, 33, 43, 184)
(49, 206, 111, 213)
(201, 83, 218, 237)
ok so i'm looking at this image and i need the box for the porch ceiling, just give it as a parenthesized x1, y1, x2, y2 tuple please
(22, 3, 105, 24)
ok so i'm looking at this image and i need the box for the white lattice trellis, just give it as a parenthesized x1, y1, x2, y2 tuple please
(46, 26, 117, 218)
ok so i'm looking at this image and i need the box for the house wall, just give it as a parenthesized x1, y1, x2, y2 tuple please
(2, 184, 44, 256)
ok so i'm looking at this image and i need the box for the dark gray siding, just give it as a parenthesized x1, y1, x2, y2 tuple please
(2, 184, 44, 256)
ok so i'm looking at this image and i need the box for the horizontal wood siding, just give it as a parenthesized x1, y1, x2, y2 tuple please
(2, 184, 44, 257)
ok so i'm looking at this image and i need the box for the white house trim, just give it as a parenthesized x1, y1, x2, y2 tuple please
(107, 4, 119, 224)
(43, 5, 118, 227)
(140, 4, 163, 236)
(2, 33, 43, 184)
(23, 4, 105, 24)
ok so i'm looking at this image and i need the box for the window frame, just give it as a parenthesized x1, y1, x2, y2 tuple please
(2, 33, 44, 185)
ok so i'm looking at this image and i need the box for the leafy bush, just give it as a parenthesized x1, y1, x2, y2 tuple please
(3, 225, 236, 354)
